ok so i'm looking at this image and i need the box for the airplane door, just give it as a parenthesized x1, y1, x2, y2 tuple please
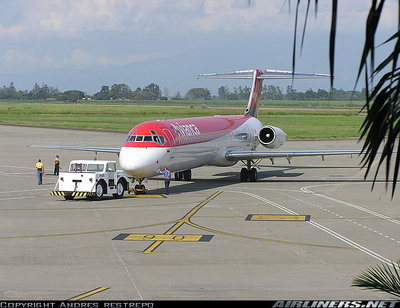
(162, 129, 175, 158)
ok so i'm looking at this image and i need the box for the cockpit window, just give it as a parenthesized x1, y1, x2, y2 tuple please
(125, 133, 166, 145)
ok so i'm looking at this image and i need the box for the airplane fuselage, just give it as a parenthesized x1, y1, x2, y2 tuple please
(119, 115, 263, 178)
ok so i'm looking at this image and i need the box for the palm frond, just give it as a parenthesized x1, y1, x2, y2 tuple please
(358, 1, 400, 197)
(352, 260, 400, 297)
(292, 0, 399, 196)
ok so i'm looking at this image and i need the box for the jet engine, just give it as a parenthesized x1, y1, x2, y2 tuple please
(258, 125, 287, 149)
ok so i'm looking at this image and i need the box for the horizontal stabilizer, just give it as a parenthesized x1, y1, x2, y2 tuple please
(199, 69, 329, 80)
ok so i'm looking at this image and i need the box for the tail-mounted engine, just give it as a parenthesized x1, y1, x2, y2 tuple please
(258, 125, 287, 149)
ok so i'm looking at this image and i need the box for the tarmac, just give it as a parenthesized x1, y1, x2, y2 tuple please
(0, 124, 399, 300)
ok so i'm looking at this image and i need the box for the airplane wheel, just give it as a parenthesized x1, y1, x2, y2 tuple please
(174, 172, 183, 181)
(134, 184, 146, 195)
(183, 170, 192, 181)
(249, 168, 257, 182)
(240, 168, 249, 182)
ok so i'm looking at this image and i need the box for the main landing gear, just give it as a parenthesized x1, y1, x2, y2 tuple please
(240, 160, 258, 182)
(174, 169, 192, 181)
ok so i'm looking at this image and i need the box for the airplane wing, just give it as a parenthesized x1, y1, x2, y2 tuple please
(225, 150, 363, 162)
(28, 145, 120, 154)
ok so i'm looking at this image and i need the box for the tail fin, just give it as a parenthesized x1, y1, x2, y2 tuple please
(199, 69, 329, 118)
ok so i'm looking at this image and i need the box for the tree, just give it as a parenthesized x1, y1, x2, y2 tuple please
(93, 86, 111, 100)
(352, 260, 400, 297)
(110, 84, 132, 99)
(185, 88, 211, 100)
(218, 86, 229, 99)
(143, 83, 162, 99)
(262, 85, 284, 100)
(61, 90, 85, 102)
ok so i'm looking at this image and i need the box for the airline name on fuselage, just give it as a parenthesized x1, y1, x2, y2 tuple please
(171, 123, 200, 137)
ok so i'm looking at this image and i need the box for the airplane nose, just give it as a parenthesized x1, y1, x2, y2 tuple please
(119, 147, 165, 178)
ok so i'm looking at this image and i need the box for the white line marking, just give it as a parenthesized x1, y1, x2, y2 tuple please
(0, 188, 49, 194)
(301, 185, 400, 225)
(230, 191, 396, 267)
(280, 192, 400, 245)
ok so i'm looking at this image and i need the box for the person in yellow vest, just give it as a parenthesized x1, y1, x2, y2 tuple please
(53, 155, 60, 175)
(35, 159, 45, 185)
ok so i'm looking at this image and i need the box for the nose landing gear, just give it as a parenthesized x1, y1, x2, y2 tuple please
(130, 178, 147, 195)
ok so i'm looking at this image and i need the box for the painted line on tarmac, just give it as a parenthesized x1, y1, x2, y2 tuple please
(124, 194, 165, 198)
(114, 233, 213, 242)
(67, 287, 109, 301)
(246, 214, 310, 221)
(0, 164, 33, 170)
(0, 220, 180, 240)
(186, 220, 354, 250)
(0, 188, 49, 194)
(136, 191, 222, 254)
(301, 184, 400, 225)
(231, 191, 395, 266)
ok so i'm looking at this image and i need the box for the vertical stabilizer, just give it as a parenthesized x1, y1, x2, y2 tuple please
(244, 69, 263, 118)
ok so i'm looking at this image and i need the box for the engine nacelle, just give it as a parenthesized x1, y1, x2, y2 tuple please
(258, 125, 287, 149)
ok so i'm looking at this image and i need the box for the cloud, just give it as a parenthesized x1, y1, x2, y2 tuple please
(69, 49, 173, 67)
(2, 0, 393, 44)
(0, 0, 395, 78)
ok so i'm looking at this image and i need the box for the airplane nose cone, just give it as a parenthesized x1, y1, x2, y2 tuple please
(119, 147, 165, 178)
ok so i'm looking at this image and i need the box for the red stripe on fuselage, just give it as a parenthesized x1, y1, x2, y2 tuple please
(123, 115, 252, 148)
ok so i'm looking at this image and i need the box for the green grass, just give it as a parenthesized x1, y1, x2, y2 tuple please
(0, 101, 366, 139)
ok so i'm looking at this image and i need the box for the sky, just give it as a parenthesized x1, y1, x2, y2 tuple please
(0, 0, 397, 96)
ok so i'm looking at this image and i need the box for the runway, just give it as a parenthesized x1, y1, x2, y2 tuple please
(0, 124, 399, 300)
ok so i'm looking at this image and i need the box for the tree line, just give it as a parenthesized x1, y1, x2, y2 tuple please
(0, 82, 365, 101)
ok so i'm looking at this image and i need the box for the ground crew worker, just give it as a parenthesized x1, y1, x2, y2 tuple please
(35, 159, 45, 185)
(54, 155, 60, 175)
(160, 167, 171, 195)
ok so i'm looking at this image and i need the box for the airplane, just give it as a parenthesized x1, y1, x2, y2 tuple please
(30, 69, 364, 192)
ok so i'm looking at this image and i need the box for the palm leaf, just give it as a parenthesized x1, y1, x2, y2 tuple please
(352, 260, 400, 297)
(292, 0, 400, 196)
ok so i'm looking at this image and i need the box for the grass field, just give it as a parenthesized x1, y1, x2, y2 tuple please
(0, 100, 366, 139)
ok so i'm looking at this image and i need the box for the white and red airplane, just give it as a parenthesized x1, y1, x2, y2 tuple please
(30, 69, 363, 191)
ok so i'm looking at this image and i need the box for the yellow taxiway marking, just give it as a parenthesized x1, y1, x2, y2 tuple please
(67, 287, 109, 301)
(186, 219, 356, 250)
(125, 194, 165, 198)
(114, 233, 213, 242)
(246, 214, 311, 221)
(134, 191, 222, 254)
